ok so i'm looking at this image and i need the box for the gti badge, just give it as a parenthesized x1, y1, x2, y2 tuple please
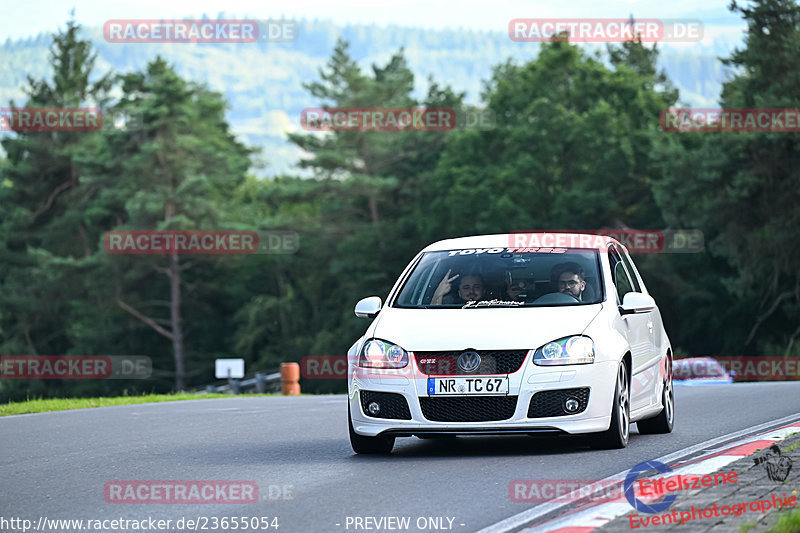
(457, 350, 481, 373)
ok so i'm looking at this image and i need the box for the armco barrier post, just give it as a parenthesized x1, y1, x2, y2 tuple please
(254, 372, 266, 393)
(281, 363, 300, 395)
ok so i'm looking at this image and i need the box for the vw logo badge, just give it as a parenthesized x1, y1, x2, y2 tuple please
(457, 351, 481, 373)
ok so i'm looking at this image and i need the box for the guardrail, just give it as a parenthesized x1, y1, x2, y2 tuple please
(197, 371, 283, 395)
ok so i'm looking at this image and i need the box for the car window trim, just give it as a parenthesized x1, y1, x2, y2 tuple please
(415, 261, 438, 306)
(387, 252, 425, 307)
(619, 249, 642, 293)
(589, 247, 607, 304)
(621, 249, 647, 294)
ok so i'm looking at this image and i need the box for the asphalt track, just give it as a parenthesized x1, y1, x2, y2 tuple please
(2, 382, 800, 533)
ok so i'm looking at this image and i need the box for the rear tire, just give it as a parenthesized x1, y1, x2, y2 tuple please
(348, 404, 395, 454)
(637, 370, 674, 434)
(590, 361, 630, 449)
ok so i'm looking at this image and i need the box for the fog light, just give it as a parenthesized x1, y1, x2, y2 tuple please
(564, 397, 580, 413)
(367, 402, 381, 415)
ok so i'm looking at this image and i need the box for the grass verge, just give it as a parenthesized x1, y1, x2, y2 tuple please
(739, 521, 758, 533)
(767, 507, 800, 533)
(784, 440, 800, 453)
(0, 393, 278, 416)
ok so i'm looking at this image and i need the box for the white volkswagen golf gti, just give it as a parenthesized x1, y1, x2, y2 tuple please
(347, 233, 674, 453)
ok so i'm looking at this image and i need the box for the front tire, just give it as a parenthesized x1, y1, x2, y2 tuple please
(590, 361, 630, 449)
(348, 404, 395, 454)
(637, 370, 674, 434)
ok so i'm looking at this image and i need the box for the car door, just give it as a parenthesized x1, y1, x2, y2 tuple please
(621, 249, 668, 402)
(609, 245, 652, 411)
(619, 249, 659, 362)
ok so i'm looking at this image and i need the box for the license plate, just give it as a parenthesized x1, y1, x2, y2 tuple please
(427, 376, 508, 395)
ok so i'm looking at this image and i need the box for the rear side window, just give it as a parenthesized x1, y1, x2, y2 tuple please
(609, 246, 635, 304)
(613, 262, 634, 303)
(619, 251, 642, 292)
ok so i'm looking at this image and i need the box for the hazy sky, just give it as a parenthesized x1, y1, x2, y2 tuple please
(3, 0, 746, 40)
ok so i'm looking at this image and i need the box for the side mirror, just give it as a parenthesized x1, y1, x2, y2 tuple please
(355, 296, 382, 318)
(619, 292, 656, 315)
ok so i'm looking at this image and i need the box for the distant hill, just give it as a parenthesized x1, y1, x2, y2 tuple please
(0, 18, 741, 176)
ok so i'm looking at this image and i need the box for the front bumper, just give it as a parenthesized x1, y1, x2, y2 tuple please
(348, 358, 618, 437)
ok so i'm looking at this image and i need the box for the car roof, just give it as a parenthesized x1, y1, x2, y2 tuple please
(420, 233, 623, 253)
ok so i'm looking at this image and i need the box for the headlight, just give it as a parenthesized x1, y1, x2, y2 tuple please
(533, 336, 594, 366)
(359, 339, 409, 368)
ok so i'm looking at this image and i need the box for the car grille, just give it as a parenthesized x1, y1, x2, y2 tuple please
(360, 391, 412, 420)
(419, 396, 518, 422)
(414, 350, 528, 375)
(527, 388, 590, 418)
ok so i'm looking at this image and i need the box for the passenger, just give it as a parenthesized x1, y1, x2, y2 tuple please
(431, 270, 486, 305)
(553, 262, 586, 301)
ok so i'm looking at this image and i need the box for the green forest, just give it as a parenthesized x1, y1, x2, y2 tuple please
(0, 17, 735, 176)
(1, 0, 799, 401)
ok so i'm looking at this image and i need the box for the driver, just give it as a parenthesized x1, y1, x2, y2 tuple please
(553, 263, 586, 301)
(431, 270, 486, 305)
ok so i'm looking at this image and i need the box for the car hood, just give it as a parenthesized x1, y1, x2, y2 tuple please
(370, 304, 604, 352)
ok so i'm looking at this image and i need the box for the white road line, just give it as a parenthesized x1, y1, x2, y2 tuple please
(475, 412, 800, 533)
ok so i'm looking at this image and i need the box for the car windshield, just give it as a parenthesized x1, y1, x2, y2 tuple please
(394, 248, 603, 308)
